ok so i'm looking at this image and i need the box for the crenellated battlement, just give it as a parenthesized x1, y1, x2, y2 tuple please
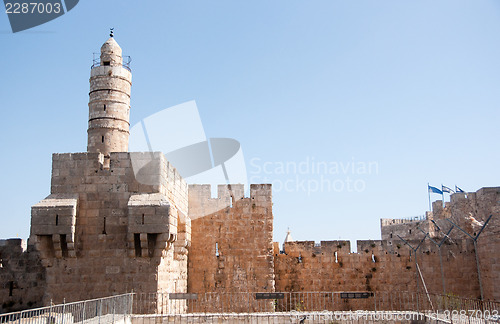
(381, 187, 500, 242)
(5, 34, 500, 308)
(187, 183, 274, 294)
(188, 184, 272, 220)
(188, 184, 271, 200)
(275, 235, 480, 294)
(0, 239, 45, 313)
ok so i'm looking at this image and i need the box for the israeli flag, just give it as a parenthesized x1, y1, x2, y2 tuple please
(455, 186, 465, 193)
(428, 185, 443, 195)
(442, 185, 455, 194)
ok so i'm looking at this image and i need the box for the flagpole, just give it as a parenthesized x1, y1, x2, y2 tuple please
(441, 184, 445, 208)
(428, 183, 431, 211)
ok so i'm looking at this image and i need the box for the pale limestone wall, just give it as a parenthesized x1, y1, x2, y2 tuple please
(0, 239, 45, 313)
(275, 238, 479, 301)
(28, 152, 189, 305)
(379, 187, 500, 301)
(187, 184, 275, 303)
(457, 188, 500, 302)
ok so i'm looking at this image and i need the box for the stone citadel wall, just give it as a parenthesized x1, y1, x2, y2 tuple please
(0, 239, 45, 313)
(275, 238, 479, 299)
(379, 187, 500, 301)
(28, 152, 190, 305)
(187, 184, 275, 295)
(0, 185, 499, 313)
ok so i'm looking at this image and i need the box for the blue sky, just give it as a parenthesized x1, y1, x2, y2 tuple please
(1, 1, 499, 248)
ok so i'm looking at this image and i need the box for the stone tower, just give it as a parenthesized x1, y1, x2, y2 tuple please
(28, 36, 190, 305)
(87, 36, 132, 157)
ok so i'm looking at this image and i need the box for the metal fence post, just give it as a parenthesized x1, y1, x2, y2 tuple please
(112, 297, 115, 323)
(49, 300, 53, 324)
(473, 240, 484, 304)
(447, 215, 493, 302)
(62, 299, 66, 324)
(82, 300, 86, 324)
(98, 299, 102, 324)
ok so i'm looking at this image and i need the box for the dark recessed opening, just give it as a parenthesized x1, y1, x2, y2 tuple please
(142, 214, 145, 225)
(60, 234, 68, 258)
(102, 217, 107, 235)
(39, 235, 55, 258)
(103, 61, 110, 66)
(8, 281, 13, 297)
(102, 136, 104, 143)
(104, 104, 106, 111)
(147, 233, 157, 258)
(134, 234, 141, 257)
(55, 214, 59, 226)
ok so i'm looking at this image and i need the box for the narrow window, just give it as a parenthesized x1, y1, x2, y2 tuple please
(372, 253, 376, 263)
(102, 217, 107, 235)
(103, 104, 106, 111)
(409, 229, 412, 234)
(103, 61, 110, 66)
(134, 234, 142, 257)
(8, 281, 13, 296)
(334, 251, 338, 263)
(101, 136, 104, 143)
(60, 234, 68, 258)
(55, 214, 59, 226)
(390, 233, 393, 238)
(142, 214, 145, 225)
(215, 242, 220, 257)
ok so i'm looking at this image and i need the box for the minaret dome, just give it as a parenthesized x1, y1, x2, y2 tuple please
(100, 37, 122, 66)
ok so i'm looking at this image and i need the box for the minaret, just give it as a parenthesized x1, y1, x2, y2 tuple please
(87, 33, 132, 157)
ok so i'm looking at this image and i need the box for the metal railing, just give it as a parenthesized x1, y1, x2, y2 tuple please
(0, 293, 132, 324)
(1, 291, 498, 324)
(132, 291, 500, 315)
(91, 53, 131, 71)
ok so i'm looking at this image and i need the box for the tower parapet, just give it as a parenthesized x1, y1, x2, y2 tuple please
(87, 37, 132, 158)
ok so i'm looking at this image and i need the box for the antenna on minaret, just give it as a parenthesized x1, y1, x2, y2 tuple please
(110, 28, 114, 37)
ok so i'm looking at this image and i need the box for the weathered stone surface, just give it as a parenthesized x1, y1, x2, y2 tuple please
(1, 37, 499, 315)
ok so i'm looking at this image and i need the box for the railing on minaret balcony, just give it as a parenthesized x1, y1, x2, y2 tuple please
(91, 52, 132, 71)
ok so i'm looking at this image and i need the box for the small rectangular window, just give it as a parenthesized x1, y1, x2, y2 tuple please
(102, 217, 107, 235)
(102, 136, 104, 143)
(103, 61, 110, 66)
(103, 104, 106, 111)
